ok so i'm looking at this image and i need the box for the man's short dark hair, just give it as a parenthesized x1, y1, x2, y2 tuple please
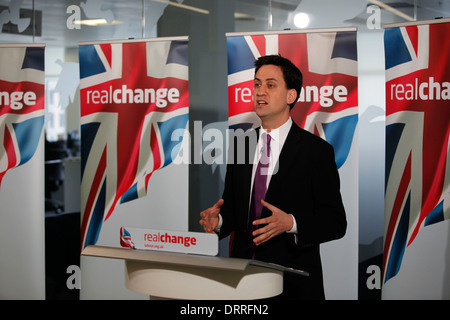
(254, 55, 303, 110)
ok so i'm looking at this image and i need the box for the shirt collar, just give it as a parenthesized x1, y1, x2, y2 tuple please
(259, 117, 292, 147)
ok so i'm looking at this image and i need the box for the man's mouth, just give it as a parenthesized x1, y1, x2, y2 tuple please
(256, 100, 268, 106)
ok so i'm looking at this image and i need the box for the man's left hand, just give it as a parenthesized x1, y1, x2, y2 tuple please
(252, 200, 294, 246)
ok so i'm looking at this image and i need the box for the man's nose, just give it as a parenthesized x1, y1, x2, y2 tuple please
(256, 85, 267, 95)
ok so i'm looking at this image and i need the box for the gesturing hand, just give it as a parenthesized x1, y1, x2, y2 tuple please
(199, 199, 223, 233)
(252, 200, 294, 246)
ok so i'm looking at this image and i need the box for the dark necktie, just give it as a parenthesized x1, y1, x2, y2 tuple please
(248, 133, 271, 257)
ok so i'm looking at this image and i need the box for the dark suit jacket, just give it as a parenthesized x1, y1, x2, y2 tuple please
(219, 122, 347, 299)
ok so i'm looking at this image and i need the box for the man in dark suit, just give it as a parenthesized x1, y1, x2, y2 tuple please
(200, 55, 347, 299)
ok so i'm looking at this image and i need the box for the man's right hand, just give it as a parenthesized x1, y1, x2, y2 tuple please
(199, 199, 223, 233)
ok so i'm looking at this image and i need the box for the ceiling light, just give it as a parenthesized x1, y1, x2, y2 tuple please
(294, 12, 310, 29)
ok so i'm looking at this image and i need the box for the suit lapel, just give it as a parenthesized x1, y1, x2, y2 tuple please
(265, 124, 302, 204)
(239, 128, 258, 226)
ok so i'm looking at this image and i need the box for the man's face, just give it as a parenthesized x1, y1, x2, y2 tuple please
(253, 64, 296, 127)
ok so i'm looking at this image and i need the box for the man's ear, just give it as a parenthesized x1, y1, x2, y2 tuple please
(287, 89, 297, 104)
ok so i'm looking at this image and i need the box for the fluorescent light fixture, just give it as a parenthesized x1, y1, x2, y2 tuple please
(75, 1, 253, 27)
(154, 0, 252, 20)
(74, 19, 123, 26)
(235, 12, 254, 20)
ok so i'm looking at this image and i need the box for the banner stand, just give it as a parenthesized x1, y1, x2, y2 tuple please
(82, 245, 308, 300)
(78, 37, 189, 299)
(226, 27, 359, 299)
(382, 18, 450, 299)
(0, 43, 46, 299)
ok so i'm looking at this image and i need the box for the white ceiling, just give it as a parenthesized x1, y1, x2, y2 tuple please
(0, 0, 449, 47)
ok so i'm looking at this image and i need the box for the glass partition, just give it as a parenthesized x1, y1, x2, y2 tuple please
(2, 1, 449, 140)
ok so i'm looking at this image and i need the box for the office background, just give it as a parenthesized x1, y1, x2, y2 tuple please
(0, 0, 449, 300)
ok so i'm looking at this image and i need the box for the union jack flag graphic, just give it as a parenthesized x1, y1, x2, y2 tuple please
(226, 30, 358, 169)
(0, 45, 45, 191)
(79, 39, 189, 249)
(120, 227, 135, 249)
(383, 21, 450, 283)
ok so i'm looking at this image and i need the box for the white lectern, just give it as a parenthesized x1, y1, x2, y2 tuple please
(81, 245, 308, 300)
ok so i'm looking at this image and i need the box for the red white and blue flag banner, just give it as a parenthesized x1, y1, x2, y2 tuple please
(226, 29, 358, 299)
(383, 19, 450, 286)
(0, 44, 45, 298)
(79, 37, 189, 249)
(0, 44, 45, 190)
